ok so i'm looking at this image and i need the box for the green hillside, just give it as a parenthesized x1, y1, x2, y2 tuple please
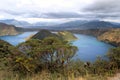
(31, 30, 77, 41)
(32, 30, 59, 40)
(0, 40, 22, 70)
(58, 31, 77, 41)
(0, 23, 19, 36)
(98, 29, 120, 46)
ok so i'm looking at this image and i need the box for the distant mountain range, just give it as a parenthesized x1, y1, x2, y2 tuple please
(0, 19, 120, 30)
(0, 19, 31, 27)
(0, 19, 61, 27)
(48, 20, 120, 30)
(27, 20, 120, 30)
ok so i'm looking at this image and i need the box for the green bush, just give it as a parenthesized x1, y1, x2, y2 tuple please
(107, 47, 120, 69)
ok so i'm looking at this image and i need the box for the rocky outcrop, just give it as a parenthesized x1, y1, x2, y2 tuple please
(0, 23, 19, 36)
(98, 29, 120, 46)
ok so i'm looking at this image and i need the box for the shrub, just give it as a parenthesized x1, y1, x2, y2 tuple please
(107, 47, 120, 69)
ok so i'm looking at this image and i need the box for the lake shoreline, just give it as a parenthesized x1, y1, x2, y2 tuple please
(0, 31, 114, 61)
(0, 30, 116, 48)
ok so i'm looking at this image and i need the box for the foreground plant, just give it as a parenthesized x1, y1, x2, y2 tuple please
(17, 37, 78, 74)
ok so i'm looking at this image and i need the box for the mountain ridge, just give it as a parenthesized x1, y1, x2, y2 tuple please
(0, 19, 120, 30)
(49, 20, 120, 30)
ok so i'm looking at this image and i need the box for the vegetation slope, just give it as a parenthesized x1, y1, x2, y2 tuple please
(0, 23, 19, 36)
(31, 30, 77, 41)
(98, 29, 120, 46)
(58, 31, 77, 41)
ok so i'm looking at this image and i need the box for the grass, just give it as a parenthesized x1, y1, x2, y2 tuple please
(0, 70, 109, 80)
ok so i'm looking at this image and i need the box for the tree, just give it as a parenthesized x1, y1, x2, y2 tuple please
(107, 47, 120, 69)
(0, 40, 22, 70)
(92, 57, 109, 75)
(18, 37, 78, 72)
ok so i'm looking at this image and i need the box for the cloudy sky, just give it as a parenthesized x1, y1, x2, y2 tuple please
(0, 0, 120, 23)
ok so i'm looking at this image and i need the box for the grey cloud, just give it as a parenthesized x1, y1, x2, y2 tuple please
(0, 9, 25, 16)
(1, 0, 120, 21)
(26, 12, 96, 19)
(44, 12, 82, 18)
(84, 0, 120, 13)
(22, 12, 83, 19)
(94, 13, 120, 18)
(82, 0, 120, 20)
(0, 8, 97, 19)
(1, 9, 113, 20)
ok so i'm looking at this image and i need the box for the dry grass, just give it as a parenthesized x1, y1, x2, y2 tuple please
(0, 70, 85, 80)
(0, 70, 19, 80)
(107, 73, 120, 80)
(0, 70, 118, 80)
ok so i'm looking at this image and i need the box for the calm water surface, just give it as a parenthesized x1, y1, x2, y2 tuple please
(0, 32, 114, 61)
(72, 34, 114, 61)
(0, 32, 37, 46)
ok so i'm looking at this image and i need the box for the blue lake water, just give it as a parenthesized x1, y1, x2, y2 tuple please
(72, 34, 114, 62)
(0, 32, 114, 62)
(0, 32, 37, 46)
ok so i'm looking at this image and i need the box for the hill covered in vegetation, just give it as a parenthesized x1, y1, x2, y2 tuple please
(32, 30, 59, 40)
(58, 31, 77, 41)
(98, 29, 120, 46)
(0, 40, 22, 70)
(0, 23, 19, 36)
(31, 30, 77, 41)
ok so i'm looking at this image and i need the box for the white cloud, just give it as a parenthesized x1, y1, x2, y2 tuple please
(0, 0, 93, 12)
(0, 0, 120, 23)
(102, 19, 120, 23)
(0, 15, 4, 19)
(0, 0, 94, 20)
(3, 0, 93, 23)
